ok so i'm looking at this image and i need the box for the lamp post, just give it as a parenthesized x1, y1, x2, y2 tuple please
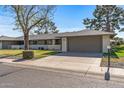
(105, 45, 111, 80)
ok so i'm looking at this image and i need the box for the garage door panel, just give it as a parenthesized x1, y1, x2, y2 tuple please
(68, 36, 102, 52)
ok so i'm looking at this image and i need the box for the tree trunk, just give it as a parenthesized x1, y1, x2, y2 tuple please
(24, 33, 29, 50)
(106, 11, 111, 32)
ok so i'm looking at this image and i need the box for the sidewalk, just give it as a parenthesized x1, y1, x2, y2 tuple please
(0, 57, 124, 81)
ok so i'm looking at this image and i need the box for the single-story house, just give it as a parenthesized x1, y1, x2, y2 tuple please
(0, 29, 116, 53)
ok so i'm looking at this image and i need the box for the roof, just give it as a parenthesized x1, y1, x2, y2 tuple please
(56, 29, 116, 37)
(17, 33, 60, 40)
(0, 36, 18, 41)
(0, 29, 116, 41)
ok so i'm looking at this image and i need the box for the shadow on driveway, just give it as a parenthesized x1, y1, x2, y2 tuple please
(55, 52, 102, 58)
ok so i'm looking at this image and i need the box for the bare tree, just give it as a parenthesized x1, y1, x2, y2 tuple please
(34, 18, 59, 34)
(5, 5, 55, 50)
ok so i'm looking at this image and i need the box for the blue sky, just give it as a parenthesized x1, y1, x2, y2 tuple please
(0, 5, 124, 38)
(53, 5, 95, 31)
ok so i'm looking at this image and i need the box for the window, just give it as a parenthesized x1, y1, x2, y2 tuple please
(43, 40, 52, 45)
(30, 40, 52, 45)
(16, 41, 23, 45)
(37, 40, 45, 45)
(46, 40, 52, 45)
(30, 41, 33, 45)
(55, 39, 61, 45)
(44, 40, 47, 45)
(30, 41, 37, 45)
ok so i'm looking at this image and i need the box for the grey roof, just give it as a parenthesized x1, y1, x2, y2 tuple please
(0, 36, 18, 41)
(0, 29, 116, 41)
(17, 33, 60, 40)
(56, 29, 116, 37)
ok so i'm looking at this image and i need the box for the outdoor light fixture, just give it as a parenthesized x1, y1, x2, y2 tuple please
(105, 45, 111, 80)
(107, 46, 111, 49)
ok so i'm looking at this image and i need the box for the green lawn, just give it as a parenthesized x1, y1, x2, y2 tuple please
(112, 45, 124, 57)
(102, 44, 124, 63)
(0, 50, 58, 59)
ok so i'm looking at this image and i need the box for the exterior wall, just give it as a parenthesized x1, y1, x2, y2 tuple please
(2, 41, 18, 49)
(11, 45, 61, 50)
(30, 45, 60, 50)
(61, 37, 67, 52)
(52, 39, 55, 45)
(0, 35, 111, 53)
(0, 41, 2, 49)
(11, 45, 24, 49)
(102, 35, 110, 53)
(10, 39, 61, 51)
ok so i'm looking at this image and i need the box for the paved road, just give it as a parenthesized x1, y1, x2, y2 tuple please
(0, 63, 123, 88)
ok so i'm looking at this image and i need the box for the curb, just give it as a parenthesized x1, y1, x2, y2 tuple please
(1, 62, 86, 75)
(1, 61, 124, 82)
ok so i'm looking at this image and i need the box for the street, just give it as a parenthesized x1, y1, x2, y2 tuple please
(0, 63, 123, 88)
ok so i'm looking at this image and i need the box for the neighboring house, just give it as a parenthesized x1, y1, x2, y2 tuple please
(0, 29, 116, 53)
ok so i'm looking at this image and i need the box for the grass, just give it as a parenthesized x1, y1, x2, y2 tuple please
(113, 45, 124, 57)
(102, 44, 124, 63)
(0, 49, 58, 59)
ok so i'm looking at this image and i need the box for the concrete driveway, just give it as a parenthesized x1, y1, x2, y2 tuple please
(36, 52, 102, 66)
(0, 52, 102, 74)
(17, 52, 102, 72)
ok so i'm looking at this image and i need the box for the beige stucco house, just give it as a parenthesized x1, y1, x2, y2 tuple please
(0, 29, 116, 53)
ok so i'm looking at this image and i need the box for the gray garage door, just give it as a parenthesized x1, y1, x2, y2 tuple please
(68, 36, 102, 52)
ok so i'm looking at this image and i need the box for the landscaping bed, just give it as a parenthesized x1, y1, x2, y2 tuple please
(0, 50, 57, 59)
(101, 45, 124, 69)
(101, 61, 124, 69)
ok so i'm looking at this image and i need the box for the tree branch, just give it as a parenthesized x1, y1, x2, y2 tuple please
(11, 5, 25, 33)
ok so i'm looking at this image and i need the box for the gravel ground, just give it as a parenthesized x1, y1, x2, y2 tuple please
(101, 61, 124, 69)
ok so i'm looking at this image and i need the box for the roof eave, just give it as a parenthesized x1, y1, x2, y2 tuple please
(56, 33, 116, 38)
